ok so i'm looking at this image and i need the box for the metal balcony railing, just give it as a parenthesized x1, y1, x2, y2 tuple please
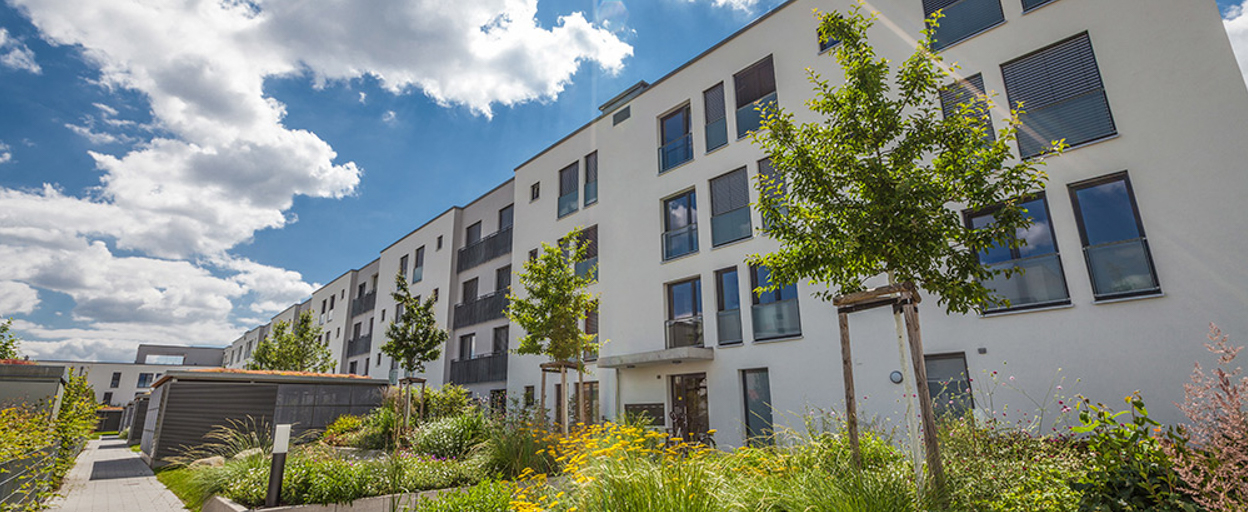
(665, 316, 704, 349)
(457, 227, 513, 272)
(350, 291, 376, 316)
(453, 290, 509, 329)
(346, 333, 373, 357)
(449, 353, 508, 384)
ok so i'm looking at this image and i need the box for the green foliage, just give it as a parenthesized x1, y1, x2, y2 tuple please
(506, 226, 599, 364)
(168, 416, 285, 465)
(54, 369, 99, 470)
(1070, 393, 1199, 511)
(382, 273, 445, 374)
(418, 384, 473, 421)
(247, 311, 335, 373)
(473, 410, 556, 479)
(409, 480, 513, 512)
(410, 412, 487, 459)
(0, 318, 20, 360)
(0, 405, 55, 462)
(321, 414, 363, 446)
(155, 467, 209, 511)
(748, 5, 1055, 313)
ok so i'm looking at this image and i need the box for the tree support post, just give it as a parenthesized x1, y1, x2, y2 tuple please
(903, 300, 946, 496)
(838, 311, 861, 469)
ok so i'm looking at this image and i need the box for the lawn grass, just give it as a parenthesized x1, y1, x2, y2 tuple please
(156, 466, 206, 511)
(129, 444, 141, 453)
(90, 431, 118, 440)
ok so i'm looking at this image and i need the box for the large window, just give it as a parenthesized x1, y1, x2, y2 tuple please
(466, 221, 482, 245)
(940, 73, 994, 141)
(968, 196, 1070, 312)
(666, 277, 703, 349)
(1002, 33, 1116, 158)
(398, 254, 408, 279)
(742, 369, 773, 446)
(412, 246, 425, 283)
(663, 190, 699, 260)
(495, 265, 511, 292)
(659, 106, 693, 172)
(499, 205, 514, 230)
(573, 225, 599, 278)
(710, 168, 753, 246)
(734, 56, 777, 139)
(584, 308, 599, 361)
(750, 265, 801, 340)
(1068, 173, 1160, 300)
(558, 162, 579, 217)
(459, 334, 475, 361)
(493, 326, 509, 354)
(716, 267, 743, 345)
(137, 373, 154, 388)
(584, 152, 598, 206)
(462, 278, 478, 302)
(925, 353, 974, 418)
(923, 0, 1004, 51)
(704, 83, 728, 152)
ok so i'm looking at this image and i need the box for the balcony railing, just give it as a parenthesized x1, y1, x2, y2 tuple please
(662, 224, 698, 260)
(350, 291, 376, 315)
(736, 92, 777, 139)
(711, 207, 752, 247)
(705, 117, 728, 152)
(584, 181, 598, 206)
(752, 299, 801, 341)
(453, 290, 509, 329)
(717, 309, 742, 345)
(449, 353, 508, 385)
(346, 333, 373, 357)
(411, 265, 424, 283)
(575, 256, 598, 280)
(558, 191, 579, 218)
(457, 227, 513, 272)
(665, 316, 704, 349)
(658, 133, 693, 173)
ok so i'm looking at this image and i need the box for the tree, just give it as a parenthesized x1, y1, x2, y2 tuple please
(0, 318, 20, 360)
(506, 226, 599, 433)
(247, 311, 335, 373)
(747, 4, 1056, 497)
(381, 272, 445, 431)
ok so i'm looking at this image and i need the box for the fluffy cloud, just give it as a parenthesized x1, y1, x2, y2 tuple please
(0, 28, 41, 73)
(683, 0, 763, 12)
(0, 281, 39, 315)
(1226, 1, 1248, 87)
(0, 0, 629, 361)
(0, 141, 10, 165)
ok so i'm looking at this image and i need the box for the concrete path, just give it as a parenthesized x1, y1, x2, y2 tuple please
(46, 437, 186, 512)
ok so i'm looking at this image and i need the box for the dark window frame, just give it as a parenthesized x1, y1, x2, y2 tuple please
(924, 352, 975, 417)
(715, 266, 743, 346)
(659, 103, 694, 173)
(666, 277, 703, 321)
(963, 193, 1072, 313)
(530, 182, 541, 201)
(1067, 171, 1161, 300)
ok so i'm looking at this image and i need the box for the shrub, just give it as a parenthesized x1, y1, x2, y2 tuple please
(321, 414, 363, 446)
(351, 406, 398, 450)
(419, 384, 473, 421)
(408, 480, 513, 512)
(410, 411, 487, 459)
(472, 410, 556, 479)
(169, 416, 287, 465)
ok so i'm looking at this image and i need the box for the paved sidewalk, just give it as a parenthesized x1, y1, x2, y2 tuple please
(46, 437, 186, 512)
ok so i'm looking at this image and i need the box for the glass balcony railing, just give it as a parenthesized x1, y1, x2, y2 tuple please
(558, 191, 579, 218)
(1085, 238, 1159, 299)
(982, 254, 1069, 311)
(584, 181, 598, 206)
(752, 298, 801, 341)
(736, 92, 777, 139)
(711, 207, 752, 247)
(575, 256, 598, 280)
(659, 133, 693, 172)
(717, 309, 742, 345)
(663, 224, 698, 260)
(705, 118, 728, 152)
(411, 266, 423, 283)
(665, 316, 704, 349)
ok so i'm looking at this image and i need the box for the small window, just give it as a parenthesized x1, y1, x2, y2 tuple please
(524, 385, 536, 407)
(436, 235, 443, 250)
(109, 372, 121, 388)
(102, 392, 113, 405)
(499, 204, 514, 230)
(704, 83, 728, 152)
(531, 182, 541, 201)
(1002, 33, 1115, 158)
(926, 353, 974, 417)
(558, 162, 580, 218)
(528, 249, 538, 262)
(398, 255, 408, 278)
(136, 373, 154, 388)
(923, 0, 1005, 51)
(412, 246, 425, 283)
(612, 106, 631, 125)
(496, 265, 512, 292)
(493, 326, 509, 354)
(662, 190, 698, 260)
(584, 152, 598, 206)
(659, 105, 693, 172)
(939, 73, 994, 141)
(967, 195, 1070, 311)
(1068, 172, 1159, 300)
(459, 334, 475, 360)
(733, 56, 777, 139)
(710, 168, 752, 246)
(1022, 0, 1059, 12)
(329, 294, 335, 310)
(716, 267, 743, 345)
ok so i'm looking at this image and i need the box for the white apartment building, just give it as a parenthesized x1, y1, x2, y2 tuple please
(226, 0, 1248, 448)
(44, 344, 224, 406)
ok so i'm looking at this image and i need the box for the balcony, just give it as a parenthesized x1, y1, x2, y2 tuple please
(575, 256, 598, 280)
(662, 224, 698, 261)
(736, 92, 777, 139)
(717, 309, 742, 345)
(658, 133, 693, 173)
(453, 290, 509, 329)
(752, 299, 801, 341)
(665, 316, 704, 349)
(350, 291, 376, 315)
(711, 207, 752, 247)
(457, 227, 513, 272)
(450, 353, 508, 385)
(346, 333, 373, 357)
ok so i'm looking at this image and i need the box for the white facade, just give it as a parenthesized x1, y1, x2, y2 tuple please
(224, 0, 1248, 447)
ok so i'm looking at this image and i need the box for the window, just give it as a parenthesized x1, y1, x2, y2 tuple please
(531, 182, 541, 201)
(925, 353, 973, 417)
(398, 254, 409, 278)
(376, 353, 382, 367)
(662, 190, 698, 260)
(490, 389, 507, 414)
(349, 361, 358, 375)
(436, 235, 443, 250)
(666, 277, 703, 348)
(493, 326, 509, 354)
(358, 283, 366, 298)
(704, 83, 728, 152)
(432, 288, 439, 302)
(751, 265, 801, 340)
(1022, 0, 1059, 12)
(321, 299, 327, 314)
(558, 162, 579, 218)
(528, 249, 538, 262)
(463, 278, 479, 302)
(757, 158, 786, 231)
(466, 221, 482, 245)
(572, 381, 601, 424)
(524, 385, 536, 408)
(573, 225, 598, 278)
(412, 246, 425, 283)
(380, 309, 385, 322)
(584, 308, 599, 361)
(734, 56, 777, 139)
(1002, 33, 1115, 158)
(923, 0, 1004, 51)
(109, 372, 121, 388)
(353, 322, 362, 341)
(710, 168, 752, 246)
(496, 265, 511, 292)
(659, 105, 693, 172)
(499, 204, 514, 230)
(584, 152, 598, 206)
(329, 294, 335, 310)
(967, 196, 1070, 311)
(102, 392, 113, 404)
(817, 21, 840, 52)
(940, 73, 994, 141)
(612, 106, 631, 125)
(137, 373, 154, 388)
(742, 369, 773, 445)
(716, 267, 743, 345)
(459, 334, 475, 360)
(1068, 172, 1159, 299)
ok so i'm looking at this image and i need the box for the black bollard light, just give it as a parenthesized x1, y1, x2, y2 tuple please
(265, 424, 291, 508)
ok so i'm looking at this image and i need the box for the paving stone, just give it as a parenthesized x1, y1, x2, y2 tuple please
(46, 438, 186, 512)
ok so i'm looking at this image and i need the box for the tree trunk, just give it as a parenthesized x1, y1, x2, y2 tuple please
(540, 369, 548, 426)
(560, 367, 569, 435)
(577, 352, 586, 427)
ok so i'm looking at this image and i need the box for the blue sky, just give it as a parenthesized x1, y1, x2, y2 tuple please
(0, 0, 1245, 362)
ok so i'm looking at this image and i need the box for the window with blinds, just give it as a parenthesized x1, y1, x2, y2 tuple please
(734, 56, 777, 139)
(558, 162, 579, 218)
(1021, 0, 1059, 12)
(704, 83, 728, 152)
(923, 0, 1004, 51)
(1002, 33, 1116, 158)
(710, 168, 752, 246)
(584, 151, 598, 206)
(939, 73, 994, 141)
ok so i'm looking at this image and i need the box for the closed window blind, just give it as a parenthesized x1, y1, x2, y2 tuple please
(923, 0, 1004, 51)
(734, 57, 776, 108)
(710, 169, 749, 216)
(940, 73, 994, 141)
(559, 163, 579, 196)
(585, 152, 598, 185)
(1002, 33, 1115, 158)
(1021, 0, 1058, 12)
(704, 84, 725, 124)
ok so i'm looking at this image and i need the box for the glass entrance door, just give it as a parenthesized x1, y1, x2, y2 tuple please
(669, 373, 709, 439)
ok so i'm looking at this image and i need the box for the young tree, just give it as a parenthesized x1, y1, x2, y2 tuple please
(506, 226, 599, 433)
(381, 273, 445, 430)
(247, 311, 335, 373)
(0, 318, 20, 360)
(748, 4, 1056, 496)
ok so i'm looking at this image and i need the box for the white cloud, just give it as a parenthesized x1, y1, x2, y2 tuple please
(0, 28, 41, 74)
(683, 0, 763, 12)
(0, 141, 11, 165)
(0, 281, 39, 315)
(382, 110, 397, 124)
(1226, 1, 1248, 87)
(358, 92, 367, 104)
